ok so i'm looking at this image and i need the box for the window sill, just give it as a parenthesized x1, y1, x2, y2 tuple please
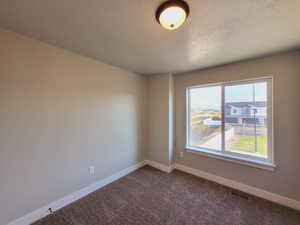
(185, 146, 276, 171)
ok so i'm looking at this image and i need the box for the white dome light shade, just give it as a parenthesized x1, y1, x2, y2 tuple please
(159, 7, 187, 30)
(156, 0, 190, 30)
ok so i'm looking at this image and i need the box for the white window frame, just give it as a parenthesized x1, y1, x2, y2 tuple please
(186, 77, 275, 171)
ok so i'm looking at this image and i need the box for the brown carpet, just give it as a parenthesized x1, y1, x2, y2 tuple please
(32, 166, 300, 225)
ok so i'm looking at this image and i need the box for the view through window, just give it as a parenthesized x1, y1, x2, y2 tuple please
(187, 78, 273, 163)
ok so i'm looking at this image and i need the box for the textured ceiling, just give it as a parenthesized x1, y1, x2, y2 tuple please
(0, 0, 299, 75)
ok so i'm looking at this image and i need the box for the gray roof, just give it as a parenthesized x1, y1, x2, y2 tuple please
(226, 101, 266, 108)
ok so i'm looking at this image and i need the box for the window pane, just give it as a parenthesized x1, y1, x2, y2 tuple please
(189, 86, 222, 151)
(224, 82, 268, 158)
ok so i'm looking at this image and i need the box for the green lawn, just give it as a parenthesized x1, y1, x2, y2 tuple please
(230, 133, 267, 156)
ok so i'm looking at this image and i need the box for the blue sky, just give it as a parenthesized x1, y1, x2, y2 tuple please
(190, 82, 267, 109)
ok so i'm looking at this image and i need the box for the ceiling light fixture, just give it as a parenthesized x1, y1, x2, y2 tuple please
(156, 0, 190, 30)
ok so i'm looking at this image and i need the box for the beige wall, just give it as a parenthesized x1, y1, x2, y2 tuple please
(145, 74, 173, 166)
(0, 29, 147, 225)
(174, 51, 300, 201)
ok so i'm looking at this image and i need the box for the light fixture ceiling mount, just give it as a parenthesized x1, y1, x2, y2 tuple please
(156, 0, 190, 30)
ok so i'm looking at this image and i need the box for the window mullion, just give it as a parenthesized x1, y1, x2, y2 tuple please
(221, 85, 225, 153)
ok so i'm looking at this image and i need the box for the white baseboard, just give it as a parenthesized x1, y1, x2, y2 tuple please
(173, 163, 300, 211)
(6, 161, 146, 225)
(144, 160, 174, 173)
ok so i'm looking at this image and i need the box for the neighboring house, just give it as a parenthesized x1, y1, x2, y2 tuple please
(225, 101, 267, 125)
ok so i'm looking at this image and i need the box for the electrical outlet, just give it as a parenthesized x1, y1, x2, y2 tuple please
(180, 152, 184, 157)
(89, 166, 95, 175)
